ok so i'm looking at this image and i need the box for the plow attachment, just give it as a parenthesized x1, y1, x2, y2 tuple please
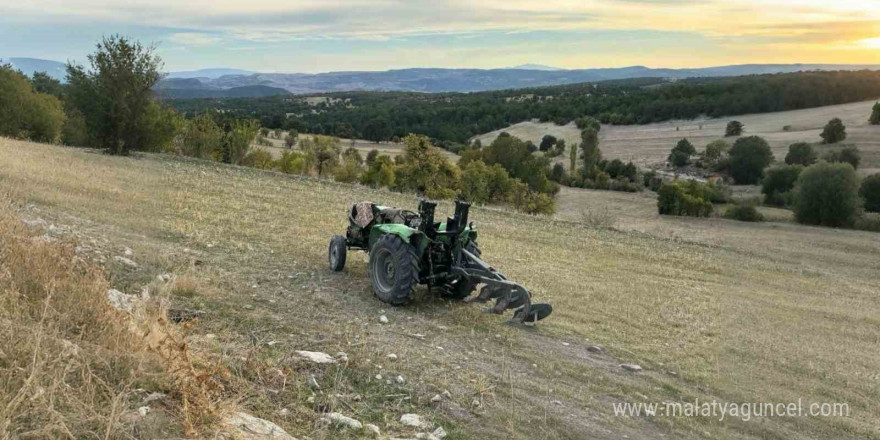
(455, 248, 553, 326)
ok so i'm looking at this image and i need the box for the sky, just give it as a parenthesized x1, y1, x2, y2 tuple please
(1, 0, 879, 73)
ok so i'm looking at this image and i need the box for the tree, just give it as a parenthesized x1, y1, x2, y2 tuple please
(342, 146, 363, 165)
(703, 140, 729, 165)
(575, 116, 601, 131)
(823, 146, 860, 169)
(525, 141, 538, 153)
(793, 161, 860, 227)
(539, 135, 557, 152)
(65, 35, 165, 155)
(366, 149, 379, 165)
(550, 163, 565, 182)
(761, 165, 802, 206)
(820, 118, 846, 144)
(301, 135, 341, 176)
(221, 119, 260, 165)
(668, 138, 695, 167)
(180, 114, 222, 159)
(860, 173, 880, 213)
(360, 155, 395, 188)
(784, 142, 816, 166)
(362, 119, 390, 142)
(569, 142, 578, 173)
(870, 102, 880, 125)
(393, 134, 460, 199)
(725, 121, 743, 137)
(605, 159, 624, 178)
(461, 160, 492, 204)
(0, 65, 65, 143)
(30, 71, 64, 97)
(580, 128, 600, 172)
(284, 130, 298, 148)
(728, 136, 774, 184)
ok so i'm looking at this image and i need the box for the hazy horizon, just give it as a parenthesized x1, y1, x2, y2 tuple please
(2, 1, 879, 73)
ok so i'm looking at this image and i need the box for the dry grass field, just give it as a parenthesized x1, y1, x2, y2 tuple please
(473, 100, 880, 175)
(2, 138, 880, 439)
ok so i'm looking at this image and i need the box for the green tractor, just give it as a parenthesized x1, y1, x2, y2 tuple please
(328, 199, 552, 325)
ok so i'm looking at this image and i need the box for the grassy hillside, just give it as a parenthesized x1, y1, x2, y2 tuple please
(2, 138, 879, 439)
(474, 100, 880, 176)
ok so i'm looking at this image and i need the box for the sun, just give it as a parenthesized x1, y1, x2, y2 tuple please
(859, 37, 880, 49)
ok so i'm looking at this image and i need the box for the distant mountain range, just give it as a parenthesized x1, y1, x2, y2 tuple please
(6, 57, 880, 98)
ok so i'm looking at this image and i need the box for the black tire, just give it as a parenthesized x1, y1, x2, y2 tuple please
(369, 234, 420, 305)
(439, 240, 481, 300)
(329, 235, 347, 272)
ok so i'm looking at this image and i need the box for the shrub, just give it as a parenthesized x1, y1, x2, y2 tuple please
(221, 119, 261, 165)
(668, 138, 695, 167)
(761, 165, 802, 206)
(333, 157, 363, 183)
(657, 180, 713, 217)
(461, 160, 492, 204)
(703, 140, 729, 166)
(366, 148, 379, 165)
(729, 136, 774, 184)
(605, 159, 624, 178)
(820, 118, 846, 144)
(275, 150, 307, 174)
(0, 65, 65, 143)
(860, 173, 880, 213)
(539, 135, 557, 152)
(284, 130, 298, 148)
(393, 134, 460, 199)
(870, 102, 880, 125)
(725, 120, 743, 137)
(823, 145, 860, 169)
(609, 178, 641, 192)
(793, 161, 860, 227)
(242, 148, 275, 169)
(509, 180, 555, 215)
(723, 204, 765, 222)
(181, 114, 223, 159)
(820, 118, 847, 144)
(785, 142, 816, 166)
(360, 155, 395, 188)
(301, 135, 341, 176)
(853, 213, 880, 232)
(574, 116, 601, 131)
(342, 146, 363, 165)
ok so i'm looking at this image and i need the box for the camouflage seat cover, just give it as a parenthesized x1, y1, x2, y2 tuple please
(353, 201, 375, 228)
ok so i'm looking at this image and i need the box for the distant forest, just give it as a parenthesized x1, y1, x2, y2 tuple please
(166, 71, 880, 145)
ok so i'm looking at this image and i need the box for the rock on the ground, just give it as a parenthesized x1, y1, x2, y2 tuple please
(335, 351, 349, 362)
(430, 394, 442, 403)
(138, 406, 150, 416)
(123, 246, 133, 257)
(142, 392, 166, 405)
(324, 412, 363, 430)
(306, 374, 320, 390)
(379, 315, 389, 324)
(223, 412, 297, 440)
(386, 353, 398, 361)
(399, 413, 429, 429)
(107, 289, 137, 312)
(365, 423, 381, 437)
(113, 256, 138, 269)
(295, 350, 336, 364)
(441, 390, 452, 399)
(620, 363, 643, 372)
(396, 375, 405, 384)
(156, 273, 172, 282)
(587, 345, 603, 353)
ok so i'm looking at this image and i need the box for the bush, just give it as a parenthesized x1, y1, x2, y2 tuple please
(333, 157, 363, 183)
(0, 65, 65, 143)
(366, 148, 379, 165)
(275, 150, 307, 174)
(393, 134, 460, 199)
(723, 204, 765, 222)
(360, 155, 395, 188)
(860, 173, 880, 213)
(180, 114, 223, 159)
(793, 161, 860, 227)
(284, 130, 298, 148)
(222, 119, 261, 165)
(823, 145, 860, 169)
(761, 165, 802, 206)
(729, 136, 774, 184)
(539, 135, 557, 152)
(870, 102, 880, 125)
(509, 180, 555, 215)
(703, 140, 729, 166)
(657, 180, 713, 217)
(242, 148, 274, 169)
(668, 138, 695, 167)
(853, 213, 880, 232)
(725, 120, 743, 137)
(574, 116, 601, 131)
(784, 142, 816, 166)
(820, 118, 847, 144)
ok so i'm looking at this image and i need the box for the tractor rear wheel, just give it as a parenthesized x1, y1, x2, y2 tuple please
(329, 235, 347, 271)
(439, 240, 481, 300)
(369, 234, 420, 305)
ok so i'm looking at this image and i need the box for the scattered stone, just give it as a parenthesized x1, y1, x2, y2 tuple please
(365, 423, 381, 437)
(432, 427, 447, 439)
(295, 351, 336, 364)
(206, 333, 217, 339)
(123, 247, 133, 257)
(156, 273, 172, 282)
(113, 256, 138, 269)
(306, 375, 320, 391)
(562, 342, 570, 346)
(379, 315, 389, 324)
(441, 390, 452, 399)
(277, 408, 290, 416)
(138, 406, 150, 417)
(386, 353, 398, 361)
(375, 374, 383, 380)
(335, 351, 349, 362)
(395, 375, 406, 385)
(400, 413, 428, 429)
(142, 392, 166, 405)
(620, 364, 643, 372)
(106, 289, 137, 312)
(667, 371, 678, 377)
(551, 400, 562, 405)
(223, 412, 297, 440)
(324, 412, 362, 430)
(430, 394, 442, 403)
(532, 363, 538, 368)
(307, 395, 315, 403)
(471, 398, 481, 408)
(587, 345, 603, 353)
(47, 224, 64, 236)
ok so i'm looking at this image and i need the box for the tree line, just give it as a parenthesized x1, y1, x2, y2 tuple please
(167, 71, 880, 147)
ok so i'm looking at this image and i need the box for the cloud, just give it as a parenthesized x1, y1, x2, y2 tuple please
(167, 32, 220, 46)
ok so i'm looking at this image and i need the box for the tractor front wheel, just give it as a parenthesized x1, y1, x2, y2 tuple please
(369, 234, 420, 305)
(329, 235, 347, 271)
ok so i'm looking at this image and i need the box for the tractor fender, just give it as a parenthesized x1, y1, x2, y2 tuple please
(368, 224, 429, 256)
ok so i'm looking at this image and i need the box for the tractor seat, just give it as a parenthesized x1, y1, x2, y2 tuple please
(351, 201, 375, 228)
